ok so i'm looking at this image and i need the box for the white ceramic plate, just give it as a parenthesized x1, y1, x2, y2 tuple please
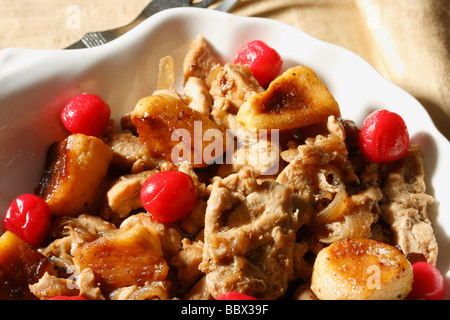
(0, 7, 449, 299)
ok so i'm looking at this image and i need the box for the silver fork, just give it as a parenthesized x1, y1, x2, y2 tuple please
(65, 0, 239, 49)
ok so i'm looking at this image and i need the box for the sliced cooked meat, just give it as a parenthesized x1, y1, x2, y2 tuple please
(380, 144, 437, 265)
(183, 35, 221, 85)
(201, 168, 300, 299)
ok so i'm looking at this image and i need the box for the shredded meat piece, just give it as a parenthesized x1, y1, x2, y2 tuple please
(77, 268, 105, 300)
(320, 187, 382, 243)
(100, 170, 156, 221)
(291, 241, 313, 281)
(200, 168, 300, 299)
(178, 199, 207, 236)
(380, 145, 437, 265)
(109, 281, 170, 300)
(29, 268, 105, 300)
(42, 214, 116, 263)
(183, 76, 213, 117)
(292, 282, 318, 300)
(171, 239, 204, 293)
(277, 116, 383, 244)
(277, 117, 348, 222)
(210, 63, 264, 114)
(183, 35, 221, 84)
(105, 132, 164, 173)
(29, 272, 79, 299)
(209, 63, 264, 146)
(184, 276, 214, 300)
(217, 135, 281, 178)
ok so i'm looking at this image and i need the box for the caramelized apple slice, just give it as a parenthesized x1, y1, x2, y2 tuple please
(311, 238, 413, 300)
(131, 93, 228, 167)
(73, 223, 168, 293)
(0, 231, 56, 300)
(35, 134, 113, 216)
(236, 66, 340, 130)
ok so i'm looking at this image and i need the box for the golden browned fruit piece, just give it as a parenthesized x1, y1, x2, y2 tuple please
(131, 93, 228, 167)
(35, 134, 113, 216)
(236, 66, 340, 130)
(73, 223, 168, 293)
(0, 231, 56, 300)
(311, 238, 413, 300)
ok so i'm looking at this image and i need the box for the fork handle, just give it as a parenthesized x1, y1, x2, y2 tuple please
(65, 0, 237, 49)
(65, 31, 114, 49)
